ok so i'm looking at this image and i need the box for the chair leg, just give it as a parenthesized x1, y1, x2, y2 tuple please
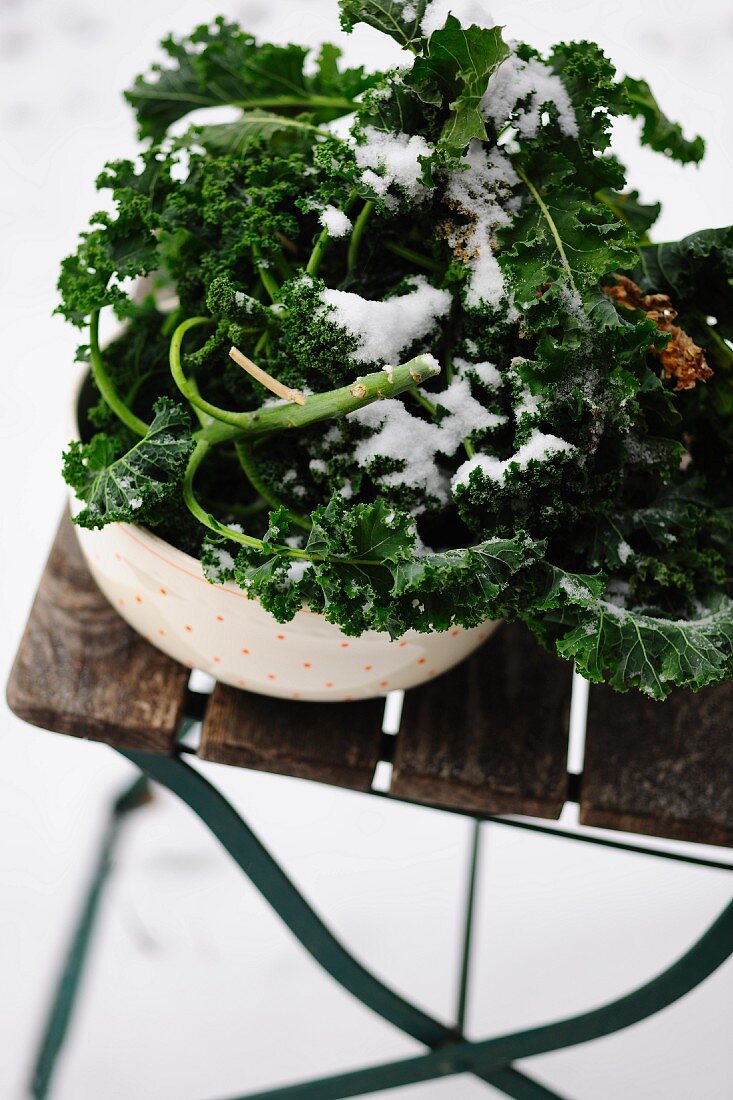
(28, 777, 150, 1100)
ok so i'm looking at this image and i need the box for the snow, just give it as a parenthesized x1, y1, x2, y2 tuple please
(444, 141, 519, 309)
(355, 126, 434, 208)
(452, 429, 575, 489)
(454, 356, 503, 389)
(436, 376, 506, 435)
(318, 204, 353, 238)
(317, 275, 452, 365)
(350, 376, 504, 504)
(618, 541, 634, 564)
(481, 52, 579, 140)
(421, 0, 495, 36)
(351, 399, 450, 504)
(286, 559, 311, 583)
(207, 544, 235, 580)
(514, 387, 542, 420)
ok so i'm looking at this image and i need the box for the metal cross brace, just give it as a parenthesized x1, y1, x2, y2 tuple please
(28, 750, 733, 1100)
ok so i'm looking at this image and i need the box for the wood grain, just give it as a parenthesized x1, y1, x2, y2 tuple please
(582, 683, 733, 846)
(6, 514, 189, 752)
(391, 623, 572, 817)
(200, 685, 384, 790)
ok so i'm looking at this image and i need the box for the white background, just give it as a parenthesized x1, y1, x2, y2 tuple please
(1, 1, 732, 1097)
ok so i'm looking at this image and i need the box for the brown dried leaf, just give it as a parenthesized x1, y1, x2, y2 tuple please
(603, 274, 713, 391)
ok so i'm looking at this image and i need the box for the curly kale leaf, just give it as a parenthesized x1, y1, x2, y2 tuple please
(204, 498, 538, 637)
(407, 19, 509, 160)
(64, 399, 194, 529)
(620, 76, 705, 164)
(57, 153, 175, 326)
(597, 189, 661, 236)
(499, 152, 638, 329)
(339, 1, 426, 48)
(553, 594, 733, 699)
(126, 18, 378, 141)
(634, 226, 733, 339)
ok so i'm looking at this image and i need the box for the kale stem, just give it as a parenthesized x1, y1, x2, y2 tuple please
(253, 245, 281, 303)
(183, 435, 379, 566)
(89, 311, 148, 437)
(183, 438, 266, 550)
(347, 200, 374, 271)
(306, 225, 332, 278)
(384, 240, 442, 273)
(407, 388, 439, 417)
(235, 441, 312, 530)
(171, 316, 443, 436)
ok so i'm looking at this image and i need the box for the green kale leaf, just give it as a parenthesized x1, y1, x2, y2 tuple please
(64, 399, 194, 529)
(620, 76, 705, 164)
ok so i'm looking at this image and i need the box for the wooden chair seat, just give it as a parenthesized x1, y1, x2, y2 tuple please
(7, 514, 733, 847)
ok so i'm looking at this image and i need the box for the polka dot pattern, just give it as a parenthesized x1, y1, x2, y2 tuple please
(73, 518, 499, 701)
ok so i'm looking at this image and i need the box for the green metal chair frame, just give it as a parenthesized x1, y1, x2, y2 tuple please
(28, 745, 733, 1100)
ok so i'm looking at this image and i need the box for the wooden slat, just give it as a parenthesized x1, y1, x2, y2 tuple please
(391, 623, 572, 817)
(200, 686, 384, 791)
(6, 513, 189, 753)
(582, 684, 733, 846)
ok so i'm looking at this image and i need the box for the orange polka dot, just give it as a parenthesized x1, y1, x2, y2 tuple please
(158, 628, 166, 636)
(267, 673, 276, 681)
(380, 680, 389, 688)
(398, 641, 408, 648)
(184, 624, 193, 632)
(216, 614, 224, 622)
(428, 670, 436, 678)
(325, 681, 334, 688)
(159, 587, 167, 596)
(418, 657, 427, 665)
(213, 656, 221, 663)
(291, 692, 301, 699)
(134, 595, 142, 604)
(363, 664, 372, 671)
(344, 695, 353, 701)
(277, 633, 285, 640)
(117, 597, 125, 607)
(451, 629, 460, 637)
(303, 662, 312, 669)
(242, 648, 250, 655)
(340, 642, 349, 648)
(237, 679, 247, 687)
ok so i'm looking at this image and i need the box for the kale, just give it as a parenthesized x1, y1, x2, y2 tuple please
(58, 1, 733, 697)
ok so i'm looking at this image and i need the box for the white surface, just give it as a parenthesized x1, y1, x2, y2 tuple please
(0, 2, 731, 1098)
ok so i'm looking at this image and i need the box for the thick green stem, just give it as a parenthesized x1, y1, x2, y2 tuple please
(254, 249, 282, 303)
(384, 241, 442, 273)
(183, 435, 385, 566)
(170, 317, 442, 437)
(89, 312, 148, 437)
(232, 95, 357, 113)
(183, 438, 266, 551)
(348, 200, 374, 271)
(306, 225, 332, 278)
(235, 441, 312, 531)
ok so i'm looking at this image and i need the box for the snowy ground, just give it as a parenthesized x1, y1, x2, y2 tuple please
(1, 1, 731, 1097)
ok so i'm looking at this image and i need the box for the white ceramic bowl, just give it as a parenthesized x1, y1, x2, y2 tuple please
(70, 371, 497, 701)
